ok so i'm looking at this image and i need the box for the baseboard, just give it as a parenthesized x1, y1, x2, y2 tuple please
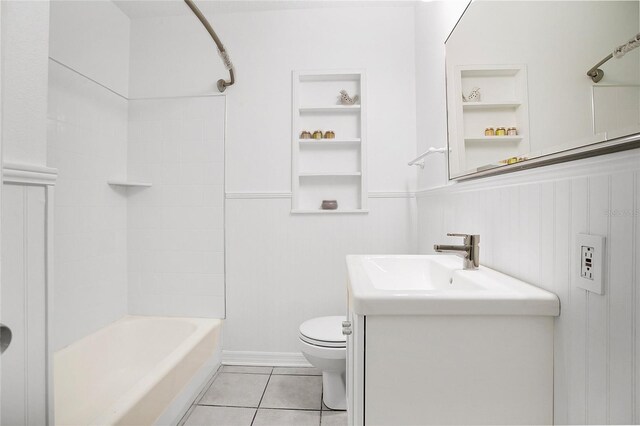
(222, 351, 312, 367)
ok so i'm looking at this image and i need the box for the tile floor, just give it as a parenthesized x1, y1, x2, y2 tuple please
(179, 365, 347, 426)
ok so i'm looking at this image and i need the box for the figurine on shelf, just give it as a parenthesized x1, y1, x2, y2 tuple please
(462, 87, 481, 102)
(339, 90, 359, 105)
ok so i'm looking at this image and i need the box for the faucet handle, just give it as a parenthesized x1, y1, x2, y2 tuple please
(447, 233, 480, 244)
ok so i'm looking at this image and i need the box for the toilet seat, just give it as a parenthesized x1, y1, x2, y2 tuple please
(299, 334, 346, 348)
(299, 316, 346, 348)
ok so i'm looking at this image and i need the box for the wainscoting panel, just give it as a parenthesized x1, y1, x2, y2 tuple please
(417, 150, 640, 424)
(225, 196, 417, 354)
(1, 184, 48, 425)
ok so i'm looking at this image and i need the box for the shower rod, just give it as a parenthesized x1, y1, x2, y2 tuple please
(184, 0, 235, 92)
(587, 32, 640, 83)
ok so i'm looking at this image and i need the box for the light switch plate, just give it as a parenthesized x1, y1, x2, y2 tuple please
(576, 233, 605, 295)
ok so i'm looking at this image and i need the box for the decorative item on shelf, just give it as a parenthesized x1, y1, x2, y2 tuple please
(312, 130, 323, 140)
(300, 130, 312, 139)
(507, 127, 518, 136)
(462, 87, 481, 102)
(501, 156, 527, 165)
(321, 200, 338, 210)
(338, 90, 359, 105)
(484, 127, 495, 136)
(324, 130, 335, 139)
(495, 127, 506, 136)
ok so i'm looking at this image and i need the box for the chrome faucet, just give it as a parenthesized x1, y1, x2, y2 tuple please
(434, 233, 480, 270)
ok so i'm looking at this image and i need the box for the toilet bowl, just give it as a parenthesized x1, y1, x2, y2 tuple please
(298, 316, 347, 410)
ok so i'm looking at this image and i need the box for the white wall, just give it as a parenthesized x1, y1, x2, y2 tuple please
(415, 2, 640, 422)
(128, 5, 419, 354)
(0, 2, 52, 419)
(417, 150, 640, 424)
(48, 1, 131, 349)
(1, 0, 50, 166)
(445, 1, 639, 176)
(414, 1, 468, 190)
(47, 61, 129, 350)
(129, 6, 417, 193)
(49, 0, 130, 97)
(127, 96, 226, 318)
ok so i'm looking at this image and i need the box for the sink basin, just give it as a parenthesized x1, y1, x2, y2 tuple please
(346, 255, 560, 316)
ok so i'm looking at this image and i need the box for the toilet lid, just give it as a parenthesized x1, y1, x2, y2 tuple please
(299, 316, 346, 345)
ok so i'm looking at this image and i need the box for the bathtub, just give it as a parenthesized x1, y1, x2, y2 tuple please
(54, 316, 222, 425)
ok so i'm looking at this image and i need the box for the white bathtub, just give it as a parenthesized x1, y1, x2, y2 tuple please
(54, 316, 222, 426)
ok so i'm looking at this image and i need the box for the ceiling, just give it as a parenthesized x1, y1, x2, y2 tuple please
(113, 0, 418, 19)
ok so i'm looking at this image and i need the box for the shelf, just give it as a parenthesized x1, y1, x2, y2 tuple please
(107, 180, 152, 187)
(461, 68, 521, 77)
(291, 209, 369, 214)
(299, 172, 361, 177)
(299, 105, 361, 113)
(464, 136, 523, 143)
(299, 138, 361, 145)
(462, 101, 521, 110)
(293, 70, 367, 213)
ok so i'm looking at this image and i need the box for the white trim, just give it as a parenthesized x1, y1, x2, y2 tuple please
(3, 163, 58, 186)
(416, 147, 640, 198)
(45, 186, 55, 425)
(368, 191, 415, 199)
(221, 351, 312, 367)
(225, 191, 415, 200)
(225, 192, 292, 199)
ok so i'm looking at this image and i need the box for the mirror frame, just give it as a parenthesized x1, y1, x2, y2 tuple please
(445, 1, 640, 181)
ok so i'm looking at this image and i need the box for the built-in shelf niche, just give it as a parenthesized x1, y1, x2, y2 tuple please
(453, 64, 530, 170)
(292, 70, 367, 214)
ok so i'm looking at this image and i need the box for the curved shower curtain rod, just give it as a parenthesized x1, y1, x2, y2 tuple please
(184, 0, 235, 92)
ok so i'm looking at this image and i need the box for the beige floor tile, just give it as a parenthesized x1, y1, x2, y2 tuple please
(260, 375, 322, 410)
(183, 406, 255, 426)
(253, 409, 320, 426)
(199, 373, 270, 407)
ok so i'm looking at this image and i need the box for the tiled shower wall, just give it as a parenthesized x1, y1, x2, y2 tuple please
(127, 97, 226, 317)
(47, 60, 128, 349)
(417, 150, 640, 424)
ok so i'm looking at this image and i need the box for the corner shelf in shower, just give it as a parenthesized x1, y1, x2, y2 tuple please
(292, 69, 367, 214)
(107, 180, 152, 187)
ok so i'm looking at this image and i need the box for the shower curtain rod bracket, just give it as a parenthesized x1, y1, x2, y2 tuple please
(184, 0, 235, 92)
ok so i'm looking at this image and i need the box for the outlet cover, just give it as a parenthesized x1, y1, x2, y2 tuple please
(576, 233, 605, 295)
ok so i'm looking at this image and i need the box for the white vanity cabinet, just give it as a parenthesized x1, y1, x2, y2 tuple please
(345, 255, 559, 425)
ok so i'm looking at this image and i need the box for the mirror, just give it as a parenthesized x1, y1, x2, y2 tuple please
(446, 1, 640, 179)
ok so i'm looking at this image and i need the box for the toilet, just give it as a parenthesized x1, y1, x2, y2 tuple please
(298, 316, 347, 410)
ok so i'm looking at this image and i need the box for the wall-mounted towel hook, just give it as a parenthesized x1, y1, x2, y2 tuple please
(408, 147, 448, 169)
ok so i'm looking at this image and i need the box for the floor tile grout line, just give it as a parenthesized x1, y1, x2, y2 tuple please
(319, 382, 324, 426)
(221, 371, 320, 377)
(256, 407, 322, 411)
(197, 402, 322, 412)
(251, 368, 274, 425)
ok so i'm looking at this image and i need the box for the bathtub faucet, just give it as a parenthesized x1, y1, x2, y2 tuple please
(434, 233, 480, 270)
